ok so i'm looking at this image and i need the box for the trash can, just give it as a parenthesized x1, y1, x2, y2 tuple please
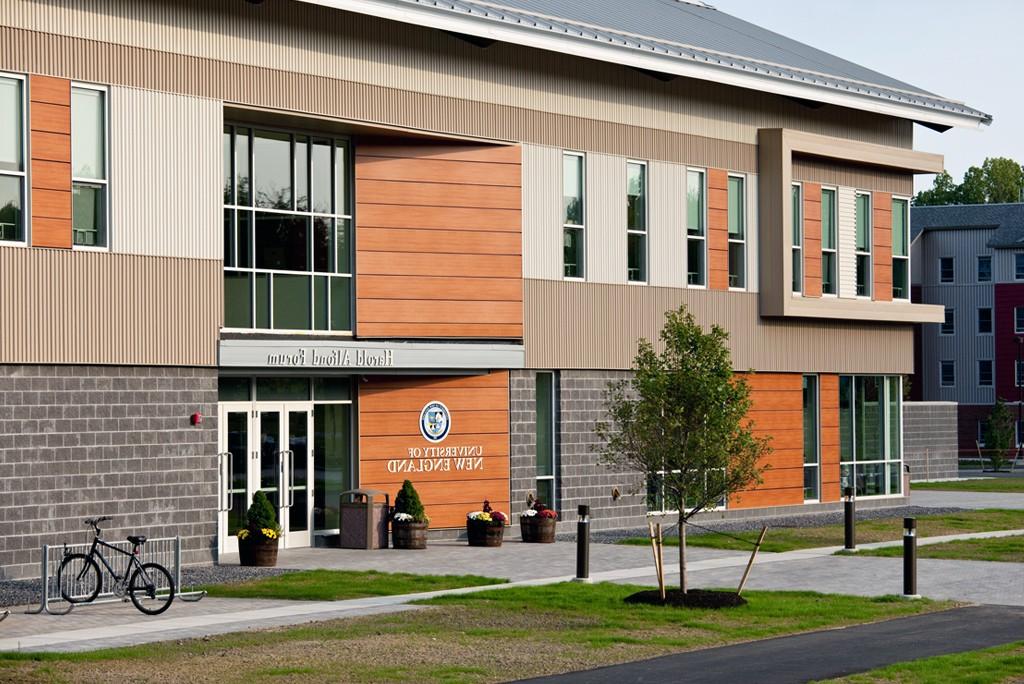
(339, 489, 390, 550)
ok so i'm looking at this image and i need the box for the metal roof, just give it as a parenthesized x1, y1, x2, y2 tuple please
(308, 0, 991, 129)
(911, 203, 1024, 248)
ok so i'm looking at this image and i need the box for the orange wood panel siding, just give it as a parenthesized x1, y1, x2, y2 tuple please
(802, 182, 822, 297)
(29, 75, 71, 248)
(872, 192, 893, 302)
(819, 374, 841, 502)
(355, 139, 523, 339)
(729, 372, 805, 509)
(707, 168, 729, 290)
(358, 372, 510, 529)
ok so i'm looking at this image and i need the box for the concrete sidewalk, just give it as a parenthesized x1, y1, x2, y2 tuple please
(518, 605, 1024, 684)
(2, 529, 1021, 653)
(910, 488, 1024, 510)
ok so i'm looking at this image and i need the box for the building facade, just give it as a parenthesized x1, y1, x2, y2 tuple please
(910, 203, 1024, 457)
(0, 0, 987, 578)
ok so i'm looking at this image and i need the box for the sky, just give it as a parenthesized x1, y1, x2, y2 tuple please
(710, 0, 1024, 193)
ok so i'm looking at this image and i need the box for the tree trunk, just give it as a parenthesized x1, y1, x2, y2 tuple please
(678, 514, 687, 594)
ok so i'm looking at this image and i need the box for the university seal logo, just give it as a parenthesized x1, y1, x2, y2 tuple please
(419, 401, 451, 443)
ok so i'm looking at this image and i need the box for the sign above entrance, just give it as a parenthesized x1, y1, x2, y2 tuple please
(219, 339, 525, 372)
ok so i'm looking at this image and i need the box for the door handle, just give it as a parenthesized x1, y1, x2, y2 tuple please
(217, 452, 231, 512)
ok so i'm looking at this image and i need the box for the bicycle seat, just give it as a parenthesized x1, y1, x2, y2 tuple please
(127, 535, 147, 545)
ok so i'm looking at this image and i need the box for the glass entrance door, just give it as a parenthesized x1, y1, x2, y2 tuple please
(219, 403, 313, 556)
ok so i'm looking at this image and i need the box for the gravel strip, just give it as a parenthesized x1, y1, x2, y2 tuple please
(0, 565, 299, 610)
(559, 506, 969, 544)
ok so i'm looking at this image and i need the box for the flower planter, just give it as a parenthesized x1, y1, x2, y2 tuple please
(520, 516, 556, 543)
(466, 520, 505, 547)
(392, 521, 428, 550)
(239, 537, 279, 567)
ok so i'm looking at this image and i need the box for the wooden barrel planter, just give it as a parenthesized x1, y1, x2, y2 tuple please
(239, 537, 279, 567)
(520, 516, 556, 543)
(467, 521, 505, 547)
(392, 521, 428, 549)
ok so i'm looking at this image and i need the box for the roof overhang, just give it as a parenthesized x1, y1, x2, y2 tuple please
(297, 0, 990, 131)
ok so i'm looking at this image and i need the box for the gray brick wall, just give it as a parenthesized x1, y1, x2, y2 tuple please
(511, 369, 648, 532)
(903, 401, 959, 481)
(0, 365, 218, 580)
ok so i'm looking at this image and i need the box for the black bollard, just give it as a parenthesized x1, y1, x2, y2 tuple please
(843, 486, 856, 550)
(575, 504, 590, 583)
(903, 517, 919, 598)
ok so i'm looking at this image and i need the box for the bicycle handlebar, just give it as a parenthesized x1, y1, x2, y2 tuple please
(83, 516, 112, 528)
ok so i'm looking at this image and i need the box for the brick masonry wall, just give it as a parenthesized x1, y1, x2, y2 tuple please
(511, 369, 648, 533)
(0, 365, 218, 580)
(903, 401, 958, 481)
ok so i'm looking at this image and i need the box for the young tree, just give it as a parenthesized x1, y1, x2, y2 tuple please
(596, 306, 771, 592)
(985, 399, 1015, 473)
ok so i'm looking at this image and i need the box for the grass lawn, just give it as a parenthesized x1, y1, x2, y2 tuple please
(0, 584, 954, 684)
(851, 535, 1024, 563)
(912, 478, 1024, 493)
(201, 569, 506, 601)
(617, 509, 1024, 553)
(817, 641, 1024, 683)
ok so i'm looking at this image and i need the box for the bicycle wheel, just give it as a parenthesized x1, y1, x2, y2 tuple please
(128, 562, 175, 615)
(57, 553, 101, 604)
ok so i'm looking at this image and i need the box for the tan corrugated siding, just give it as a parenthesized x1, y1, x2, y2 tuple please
(110, 86, 222, 259)
(793, 156, 913, 196)
(0, 247, 220, 366)
(524, 279, 913, 374)
(521, 144, 561, 281)
(0, 0, 913, 150)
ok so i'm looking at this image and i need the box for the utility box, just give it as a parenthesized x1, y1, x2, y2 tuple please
(339, 489, 390, 550)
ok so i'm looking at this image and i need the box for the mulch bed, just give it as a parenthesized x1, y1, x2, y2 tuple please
(624, 588, 747, 609)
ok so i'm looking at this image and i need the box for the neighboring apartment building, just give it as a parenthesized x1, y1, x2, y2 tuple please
(910, 203, 1024, 455)
(0, 0, 988, 578)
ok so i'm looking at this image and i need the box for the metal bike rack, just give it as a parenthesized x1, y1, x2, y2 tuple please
(0, 609, 8, 623)
(26, 536, 206, 616)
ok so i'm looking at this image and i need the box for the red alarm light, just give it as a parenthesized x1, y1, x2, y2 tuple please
(190, 412, 203, 426)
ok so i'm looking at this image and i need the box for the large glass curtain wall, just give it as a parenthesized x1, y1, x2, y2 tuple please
(839, 376, 902, 497)
(223, 125, 353, 332)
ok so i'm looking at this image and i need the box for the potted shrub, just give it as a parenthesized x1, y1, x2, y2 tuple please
(237, 490, 281, 567)
(392, 479, 429, 550)
(466, 500, 507, 547)
(519, 498, 557, 543)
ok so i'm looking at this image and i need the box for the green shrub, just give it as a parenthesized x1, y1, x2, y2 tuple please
(246, 490, 280, 533)
(394, 480, 428, 524)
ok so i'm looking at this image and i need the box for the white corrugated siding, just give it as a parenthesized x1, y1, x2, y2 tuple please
(0, 0, 913, 150)
(837, 186, 857, 299)
(586, 153, 626, 285)
(110, 86, 221, 259)
(746, 173, 759, 294)
(648, 160, 685, 288)
(521, 144, 561, 281)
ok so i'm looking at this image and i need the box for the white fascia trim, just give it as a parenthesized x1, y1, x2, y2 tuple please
(301, 0, 987, 130)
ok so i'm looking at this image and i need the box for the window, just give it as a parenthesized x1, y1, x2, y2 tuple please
(626, 160, 647, 283)
(939, 257, 954, 284)
(1017, 253, 1024, 281)
(978, 360, 993, 387)
(1016, 307, 1024, 334)
(855, 192, 871, 297)
(1017, 361, 1024, 388)
(839, 376, 903, 496)
(891, 198, 909, 299)
(977, 420, 988, 447)
(977, 255, 992, 283)
(535, 372, 557, 509)
(821, 188, 837, 295)
(940, 361, 955, 387)
(562, 152, 585, 278)
(727, 175, 745, 289)
(0, 74, 25, 243)
(223, 125, 352, 332)
(978, 307, 993, 335)
(940, 308, 954, 336)
(803, 375, 819, 501)
(686, 169, 706, 286)
(71, 84, 108, 248)
(792, 183, 802, 293)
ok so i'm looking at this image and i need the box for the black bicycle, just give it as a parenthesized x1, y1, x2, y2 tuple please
(57, 516, 176, 615)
